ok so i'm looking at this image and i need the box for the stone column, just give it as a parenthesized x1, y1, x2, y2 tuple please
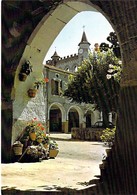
(62, 121, 68, 133)
(114, 49, 137, 193)
(1, 101, 13, 163)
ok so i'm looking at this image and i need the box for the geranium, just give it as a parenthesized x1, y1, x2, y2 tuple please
(25, 118, 46, 140)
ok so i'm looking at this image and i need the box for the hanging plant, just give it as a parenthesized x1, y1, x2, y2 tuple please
(33, 78, 47, 89)
(19, 60, 32, 81)
(27, 88, 37, 98)
(27, 78, 48, 98)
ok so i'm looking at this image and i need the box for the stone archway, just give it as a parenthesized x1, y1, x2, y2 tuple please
(68, 108, 79, 132)
(67, 105, 83, 132)
(2, 0, 137, 193)
(49, 105, 62, 133)
(48, 102, 66, 133)
(85, 110, 92, 128)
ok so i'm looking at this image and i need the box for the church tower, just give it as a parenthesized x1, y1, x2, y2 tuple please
(78, 31, 91, 60)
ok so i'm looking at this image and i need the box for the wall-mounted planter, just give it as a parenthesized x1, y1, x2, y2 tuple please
(19, 73, 28, 81)
(19, 61, 32, 81)
(27, 88, 37, 98)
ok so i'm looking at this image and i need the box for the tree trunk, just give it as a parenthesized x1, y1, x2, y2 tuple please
(102, 111, 109, 127)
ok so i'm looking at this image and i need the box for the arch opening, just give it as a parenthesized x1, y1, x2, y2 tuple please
(68, 108, 80, 132)
(49, 105, 62, 132)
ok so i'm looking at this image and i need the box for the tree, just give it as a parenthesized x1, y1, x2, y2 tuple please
(64, 49, 122, 127)
(100, 32, 121, 59)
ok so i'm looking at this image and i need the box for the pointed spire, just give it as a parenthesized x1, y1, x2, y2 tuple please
(51, 49, 60, 66)
(51, 50, 60, 59)
(78, 31, 90, 46)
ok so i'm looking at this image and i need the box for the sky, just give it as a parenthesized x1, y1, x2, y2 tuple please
(43, 11, 114, 63)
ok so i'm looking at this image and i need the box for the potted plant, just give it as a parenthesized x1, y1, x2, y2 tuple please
(100, 127, 116, 147)
(27, 78, 47, 98)
(49, 140, 59, 158)
(25, 124, 37, 141)
(12, 141, 23, 156)
(19, 61, 32, 81)
(25, 118, 46, 141)
(27, 88, 38, 98)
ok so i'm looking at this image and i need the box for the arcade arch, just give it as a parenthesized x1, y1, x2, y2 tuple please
(49, 105, 62, 132)
(48, 103, 66, 133)
(67, 106, 83, 132)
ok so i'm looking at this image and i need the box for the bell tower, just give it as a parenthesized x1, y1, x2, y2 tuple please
(78, 30, 91, 60)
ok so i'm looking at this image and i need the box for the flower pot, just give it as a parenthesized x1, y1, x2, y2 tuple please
(28, 89, 37, 98)
(19, 73, 27, 81)
(12, 141, 23, 155)
(49, 149, 59, 158)
(29, 132, 36, 141)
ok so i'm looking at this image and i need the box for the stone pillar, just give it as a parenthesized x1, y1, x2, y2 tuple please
(109, 113, 112, 123)
(47, 120, 50, 133)
(62, 121, 68, 133)
(113, 50, 137, 193)
(82, 117, 86, 128)
(1, 101, 13, 163)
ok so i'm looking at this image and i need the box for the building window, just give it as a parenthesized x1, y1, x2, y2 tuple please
(74, 66, 78, 72)
(54, 81, 59, 95)
(65, 67, 69, 71)
(51, 79, 62, 96)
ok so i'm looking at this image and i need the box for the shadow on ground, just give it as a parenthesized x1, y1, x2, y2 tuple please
(1, 176, 120, 195)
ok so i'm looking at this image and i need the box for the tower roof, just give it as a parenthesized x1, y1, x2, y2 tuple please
(51, 50, 60, 59)
(78, 31, 90, 46)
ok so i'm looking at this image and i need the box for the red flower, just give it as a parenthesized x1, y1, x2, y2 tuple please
(44, 78, 49, 83)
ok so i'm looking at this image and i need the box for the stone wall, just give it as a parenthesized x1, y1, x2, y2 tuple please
(71, 127, 104, 141)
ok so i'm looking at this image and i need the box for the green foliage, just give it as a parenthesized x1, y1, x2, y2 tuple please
(64, 49, 122, 113)
(100, 127, 116, 147)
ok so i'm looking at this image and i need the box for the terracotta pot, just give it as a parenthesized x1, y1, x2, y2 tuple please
(27, 88, 37, 98)
(12, 141, 23, 155)
(29, 132, 36, 141)
(19, 73, 27, 81)
(49, 149, 59, 158)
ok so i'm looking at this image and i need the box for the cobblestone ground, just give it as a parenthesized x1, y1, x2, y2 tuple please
(1, 136, 108, 193)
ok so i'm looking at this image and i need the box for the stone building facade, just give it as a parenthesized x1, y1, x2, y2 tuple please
(44, 31, 101, 133)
